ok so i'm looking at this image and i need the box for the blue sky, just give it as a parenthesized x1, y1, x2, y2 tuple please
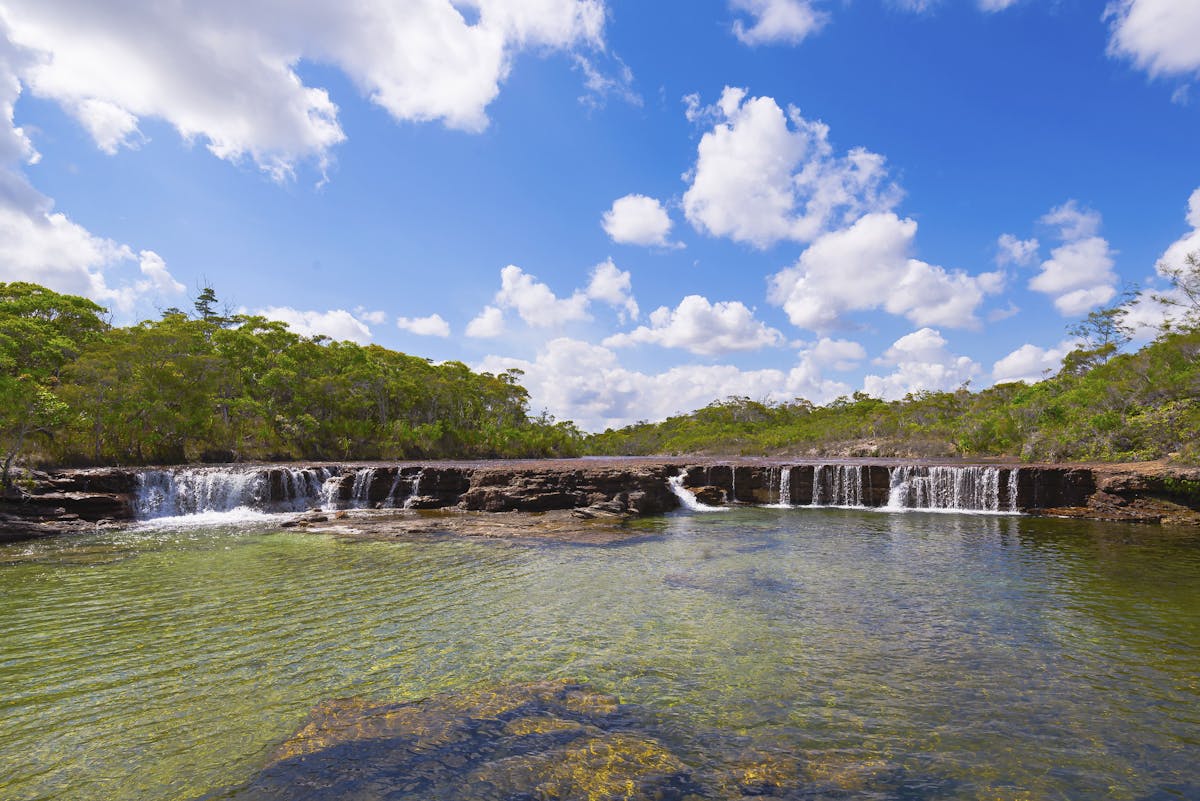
(1, 0, 1198, 430)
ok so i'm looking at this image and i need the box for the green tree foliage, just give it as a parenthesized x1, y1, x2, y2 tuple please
(2, 283, 580, 470)
(588, 322, 1200, 465)
(0, 283, 109, 490)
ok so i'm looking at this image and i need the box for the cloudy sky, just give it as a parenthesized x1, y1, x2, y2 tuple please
(1, 0, 1198, 430)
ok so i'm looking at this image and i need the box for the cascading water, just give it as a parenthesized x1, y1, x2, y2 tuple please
(349, 468, 377, 509)
(886, 465, 1010, 512)
(811, 465, 864, 507)
(668, 471, 724, 512)
(135, 467, 270, 519)
(402, 470, 424, 510)
(1007, 468, 1020, 513)
(779, 466, 792, 506)
(134, 465, 352, 519)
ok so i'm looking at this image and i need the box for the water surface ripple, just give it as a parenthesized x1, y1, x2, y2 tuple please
(1, 509, 1198, 800)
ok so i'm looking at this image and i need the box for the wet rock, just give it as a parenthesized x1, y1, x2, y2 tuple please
(692, 486, 726, 506)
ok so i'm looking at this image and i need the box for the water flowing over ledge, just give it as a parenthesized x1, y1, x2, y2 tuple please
(4, 458, 1200, 537)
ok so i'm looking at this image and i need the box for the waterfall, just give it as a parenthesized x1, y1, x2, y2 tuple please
(384, 471, 406, 508)
(134, 465, 352, 519)
(135, 467, 269, 519)
(349, 467, 376, 508)
(1007, 468, 1020, 513)
(667, 471, 724, 512)
(886, 465, 1007, 512)
(811, 465, 864, 507)
(766, 466, 793, 508)
(402, 470, 424, 510)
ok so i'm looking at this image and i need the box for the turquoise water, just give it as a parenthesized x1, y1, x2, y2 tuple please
(1, 509, 1198, 800)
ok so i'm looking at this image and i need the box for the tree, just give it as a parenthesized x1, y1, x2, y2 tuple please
(0, 283, 107, 491)
(1153, 251, 1200, 329)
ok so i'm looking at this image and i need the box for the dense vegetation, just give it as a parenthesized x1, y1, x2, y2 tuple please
(1, 283, 581, 489)
(4, 251, 1199, 488)
(589, 256, 1200, 464)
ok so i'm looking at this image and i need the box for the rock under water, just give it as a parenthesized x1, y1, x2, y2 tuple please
(196, 679, 926, 801)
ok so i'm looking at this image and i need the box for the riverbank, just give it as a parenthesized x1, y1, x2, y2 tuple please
(4, 457, 1200, 543)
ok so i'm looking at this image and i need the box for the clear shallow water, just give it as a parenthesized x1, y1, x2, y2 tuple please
(1, 509, 1198, 800)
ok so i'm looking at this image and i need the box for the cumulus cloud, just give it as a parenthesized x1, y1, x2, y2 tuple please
(729, 0, 828, 46)
(1106, 0, 1200, 78)
(603, 294, 783, 355)
(1123, 185, 1200, 337)
(0, 0, 605, 178)
(996, 233, 1039, 266)
(478, 337, 850, 431)
(475, 260, 639, 333)
(601, 194, 675, 247)
(992, 339, 1078, 384)
(465, 305, 506, 338)
(495, 264, 591, 327)
(1158, 186, 1200, 275)
(0, 25, 184, 313)
(257, 306, 376, 343)
(585, 259, 639, 321)
(354, 308, 387, 325)
(1029, 201, 1118, 316)
(767, 212, 1003, 332)
(396, 313, 451, 337)
(682, 87, 900, 249)
(806, 337, 866, 371)
(862, 328, 980, 400)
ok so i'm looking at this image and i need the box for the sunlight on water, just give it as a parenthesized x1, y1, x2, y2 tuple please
(1, 509, 1198, 800)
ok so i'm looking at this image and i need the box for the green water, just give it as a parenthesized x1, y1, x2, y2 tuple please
(1, 509, 1198, 800)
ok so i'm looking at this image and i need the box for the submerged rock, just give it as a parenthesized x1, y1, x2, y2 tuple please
(198, 680, 929, 801)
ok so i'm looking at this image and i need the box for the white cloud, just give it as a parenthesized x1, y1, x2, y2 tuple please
(682, 87, 900, 249)
(1158, 186, 1200, 274)
(1, 0, 605, 178)
(257, 306, 375, 343)
(354, 307, 387, 325)
(478, 337, 849, 431)
(1124, 185, 1200, 337)
(465, 305, 506, 338)
(603, 294, 783, 355)
(807, 337, 866, 371)
(396, 313, 450, 337)
(601, 194, 674, 247)
(136, 250, 184, 295)
(863, 328, 980, 400)
(495, 264, 590, 327)
(574, 52, 641, 109)
(979, 0, 1021, 10)
(478, 261, 639, 332)
(730, 0, 828, 46)
(0, 24, 183, 314)
(1106, 0, 1200, 78)
(768, 212, 1003, 332)
(996, 233, 1039, 266)
(992, 339, 1078, 384)
(1029, 201, 1117, 316)
(585, 259, 638, 321)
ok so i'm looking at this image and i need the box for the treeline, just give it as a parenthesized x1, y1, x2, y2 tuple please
(1, 283, 581, 486)
(588, 264, 1200, 463)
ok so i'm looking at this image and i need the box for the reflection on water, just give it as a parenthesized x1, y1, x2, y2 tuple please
(1, 509, 1198, 800)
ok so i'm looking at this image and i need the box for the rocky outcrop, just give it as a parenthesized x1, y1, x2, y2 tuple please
(459, 464, 678, 515)
(3, 458, 1200, 543)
